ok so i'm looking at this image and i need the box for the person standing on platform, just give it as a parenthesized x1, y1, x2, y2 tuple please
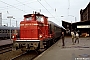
(61, 32, 65, 47)
(71, 31, 75, 45)
(75, 32, 79, 44)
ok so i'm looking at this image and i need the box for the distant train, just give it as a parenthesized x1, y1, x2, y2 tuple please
(13, 12, 65, 51)
(0, 26, 19, 39)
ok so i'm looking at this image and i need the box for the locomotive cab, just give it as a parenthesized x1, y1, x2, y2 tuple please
(20, 13, 48, 40)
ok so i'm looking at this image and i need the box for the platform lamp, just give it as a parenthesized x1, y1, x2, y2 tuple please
(68, 15, 76, 32)
(7, 16, 15, 40)
(71, 21, 72, 32)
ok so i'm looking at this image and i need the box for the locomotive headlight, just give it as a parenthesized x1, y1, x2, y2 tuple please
(12, 36, 14, 38)
(39, 34, 43, 38)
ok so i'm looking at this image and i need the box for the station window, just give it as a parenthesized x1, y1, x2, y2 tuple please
(11, 30, 12, 33)
(2, 30, 4, 33)
(8, 30, 10, 33)
(11, 30, 14, 33)
(6, 30, 8, 33)
(1, 30, 3, 33)
(12, 30, 14, 33)
(0, 30, 1, 33)
(4, 30, 6, 33)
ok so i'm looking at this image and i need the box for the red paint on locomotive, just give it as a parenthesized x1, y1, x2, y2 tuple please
(13, 12, 63, 51)
(20, 13, 50, 41)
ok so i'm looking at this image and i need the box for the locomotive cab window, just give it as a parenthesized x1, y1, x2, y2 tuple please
(26, 17, 32, 21)
(36, 16, 43, 22)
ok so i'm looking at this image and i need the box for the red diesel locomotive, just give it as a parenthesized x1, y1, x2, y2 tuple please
(13, 12, 65, 51)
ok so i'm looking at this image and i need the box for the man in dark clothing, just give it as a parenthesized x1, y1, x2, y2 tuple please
(61, 32, 65, 47)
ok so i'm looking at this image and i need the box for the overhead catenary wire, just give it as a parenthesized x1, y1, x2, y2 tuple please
(15, 0, 36, 10)
(44, 0, 54, 10)
(37, 0, 61, 26)
(37, 0, 55, 18)
(0, 0, 37, 10)
(0, 0, 38, 27)
(0, 0, 27, 13)
(44, 0, 62, 25)
(0, 0, 40, 17)
(44, 0, 60, 16)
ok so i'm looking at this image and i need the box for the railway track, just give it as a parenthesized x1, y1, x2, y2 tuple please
(0, 44, 12, 54)
(10, 51, 39, 60)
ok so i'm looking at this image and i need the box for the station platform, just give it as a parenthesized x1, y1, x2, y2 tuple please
(0, 39, 13, 46)
(34, 37, 90, 60)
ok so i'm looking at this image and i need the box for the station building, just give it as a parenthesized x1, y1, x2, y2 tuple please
(62, 2, 90, 36)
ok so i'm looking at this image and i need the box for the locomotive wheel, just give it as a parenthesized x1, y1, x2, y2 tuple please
(20, 45, 27, 51)
(48, 40, 51, 47)
(53, 39, 56, 44)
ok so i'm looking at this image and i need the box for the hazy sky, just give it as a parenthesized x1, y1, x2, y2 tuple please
(0, 0, 90, 26)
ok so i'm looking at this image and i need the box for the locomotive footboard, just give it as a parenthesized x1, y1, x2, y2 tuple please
(13, 40, 40, 51)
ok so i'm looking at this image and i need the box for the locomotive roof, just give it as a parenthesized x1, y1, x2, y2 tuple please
(24, 13, 48, 18)
(24, 14, 44, 17)
(0, 26, 19, 30)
